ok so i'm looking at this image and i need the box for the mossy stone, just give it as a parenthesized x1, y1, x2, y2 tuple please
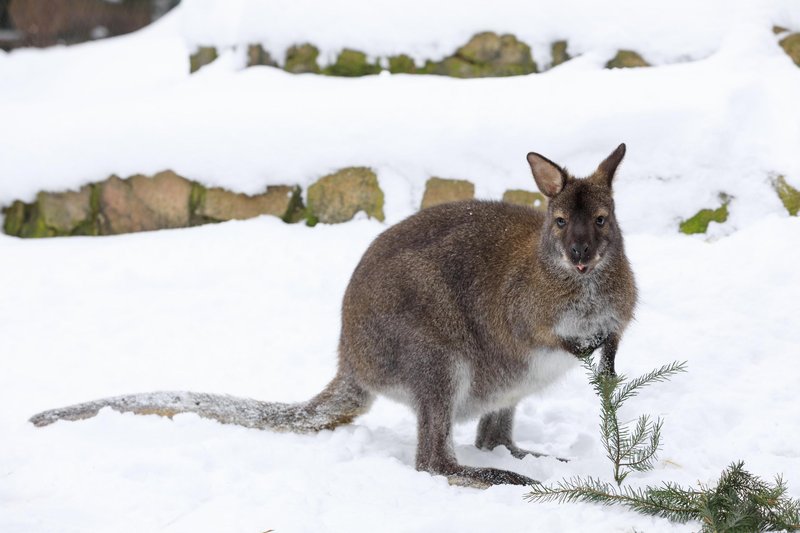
(306, 167, 384, 224)
(424, 32, 537, 78)
(421, 178, 475, 209)
(195, 185, 302, 222)
(325, 49, 381, 77)
(190, 46, 218, 73)
(679, 195, 730, 234)
(773, 175, 800, 216)
(2, 201, 29, 236)
(550, 40, 571, 67)
(605, 50, 650, 69)
(285, 44, 321, 74)
(247, 44, 278, 67)
(779, 33, 800, 67)
(388, 54, 417, 74)
(502, 189, 547, 211)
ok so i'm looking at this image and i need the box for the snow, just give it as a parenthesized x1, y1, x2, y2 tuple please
(2, 0, 800, 531)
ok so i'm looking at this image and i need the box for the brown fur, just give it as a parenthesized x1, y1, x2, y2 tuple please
(30, 145, 636, 489)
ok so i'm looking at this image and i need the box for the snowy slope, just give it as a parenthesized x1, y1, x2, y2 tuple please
(2, 0, 800, 531)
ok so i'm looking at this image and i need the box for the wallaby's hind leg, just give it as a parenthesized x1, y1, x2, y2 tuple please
(415, 402, 537, 489)
(475, 407, 569, 462)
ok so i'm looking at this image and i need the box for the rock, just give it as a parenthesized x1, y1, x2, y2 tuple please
(779, 33, 800, 67)
(190, 46, 218, 73)
(679, 194, 730, 234)
(196, 185, 302, 222)
(37, 185, 97, 235)
(420, 178, 475, 209)
(99, 170, 193, 234)
(1, 185, 99, 237)
(773, 25, 790, 35)
(424, 32, 537, 78)
(247, 44, 278, 67)
(306, 167, 384, 224)
(325, 49, 381, 77)
(388, 54, 417, 74)
(550, 40, 571, 67)
(285, 44, 321, 74)
(773, 175, 800, 216)
(502, 189, 548, 211)
(605, 50, 650, 69)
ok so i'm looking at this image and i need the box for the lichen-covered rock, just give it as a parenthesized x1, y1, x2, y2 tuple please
(247, 44, 278, 68)
(420, 178, 475, 209)
(37, 186, 97, 235)
(550, 40, 571, 68)
(502, 189, 547, 211)
(99, 170, 193, 234)
(196, 185, 302, 222)
(306, 167, 384, 224)
(605, 50, 650, 69)
(388, 54, 417, 74)
(773, 175, 800, 216)
(779, 33, 800, 67)
(1, 186, 99, 237)
(325, 49, 381, 77)
(424, 32, 537, 78)
(285, 44, 321, 74)
(679, 195, 730, 234)
(190, 46, 218, 73)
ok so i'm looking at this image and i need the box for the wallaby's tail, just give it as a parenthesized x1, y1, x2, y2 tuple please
(29, 373, 373, 433)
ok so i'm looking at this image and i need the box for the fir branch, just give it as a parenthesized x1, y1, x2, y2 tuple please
(611, 361, 687, 410)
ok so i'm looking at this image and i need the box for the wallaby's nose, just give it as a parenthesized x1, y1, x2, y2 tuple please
(570, 243, 590, 263)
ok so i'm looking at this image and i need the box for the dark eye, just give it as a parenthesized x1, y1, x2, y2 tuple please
(596, 216, 606, 226)
(556, 217, 566, 228)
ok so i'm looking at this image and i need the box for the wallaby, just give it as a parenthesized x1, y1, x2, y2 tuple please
(30, 144, 637, 489)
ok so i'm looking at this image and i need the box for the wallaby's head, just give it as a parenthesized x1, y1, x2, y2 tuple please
(526, 144, 627, 276)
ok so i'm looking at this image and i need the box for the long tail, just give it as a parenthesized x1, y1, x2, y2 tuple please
(29, 374, 373, 433)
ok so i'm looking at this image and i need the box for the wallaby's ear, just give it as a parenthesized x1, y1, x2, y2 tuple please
(527, 152, 567, 198)
(594, 143, 626, 187)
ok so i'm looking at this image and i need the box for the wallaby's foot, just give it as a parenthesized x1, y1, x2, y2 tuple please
(475, 407, 569, 462)
(444, 465, 538, 489)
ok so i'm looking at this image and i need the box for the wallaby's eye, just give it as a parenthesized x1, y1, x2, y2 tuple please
(596, 216, 606, 227)
(556, 217, 567, 228)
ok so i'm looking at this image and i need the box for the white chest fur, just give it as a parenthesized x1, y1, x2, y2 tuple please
(453, 348, 578, 421)
(554, 280, 620, 351)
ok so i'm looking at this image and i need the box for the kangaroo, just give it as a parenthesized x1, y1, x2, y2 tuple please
(30, 144, 637, 489)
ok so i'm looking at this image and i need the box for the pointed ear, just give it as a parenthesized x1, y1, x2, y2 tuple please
(595, 143, 626, 187)
(527, 152, 567, 198)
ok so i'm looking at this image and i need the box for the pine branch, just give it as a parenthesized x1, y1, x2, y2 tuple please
(611, 361, 687, 410)
(526, 464, 800, 532)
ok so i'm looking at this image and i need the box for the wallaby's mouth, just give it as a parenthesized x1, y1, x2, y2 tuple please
(576, 263, 589, 274)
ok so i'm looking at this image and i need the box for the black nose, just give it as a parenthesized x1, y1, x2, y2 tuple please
(570, 243, 589, 262)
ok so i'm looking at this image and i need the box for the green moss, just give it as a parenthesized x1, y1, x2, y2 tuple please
(304, 211, 319, 227)
(2, 201, 27, 236)
(773, 175, 800, 216)
(324, 49, 381, 77)
(679, 196, 730, 234)
(285, 44, 321, 74)
(388, 54, 417, 74)
(281, 186, 307, 223)
(190, 46, 218, 73)
(605, 50, 650, 69)
(779, 33, 800, 67)
(550, 40, 571, 67)
(188, 181, 221, 226)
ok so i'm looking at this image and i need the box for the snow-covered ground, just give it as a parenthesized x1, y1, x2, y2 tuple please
(2, 0, 800, 531)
